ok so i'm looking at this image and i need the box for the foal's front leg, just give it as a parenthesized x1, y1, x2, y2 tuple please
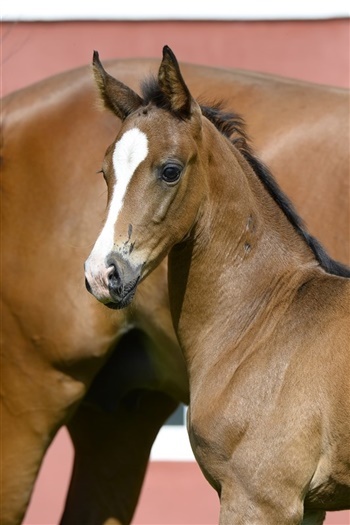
(219, 504, 326, 525)
(219, 489, 301, 525)
(219, 486, 326, 525)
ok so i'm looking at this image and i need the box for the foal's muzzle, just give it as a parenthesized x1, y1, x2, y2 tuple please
(85, 252, 141, 310)
(106, 252, 141, 309)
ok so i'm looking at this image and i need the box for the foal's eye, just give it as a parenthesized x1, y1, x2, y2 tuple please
(161, 163, 182, 185)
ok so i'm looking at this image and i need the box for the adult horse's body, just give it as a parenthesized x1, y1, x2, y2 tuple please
(86, 47, 350, 525)
(1, 54, 349, 524)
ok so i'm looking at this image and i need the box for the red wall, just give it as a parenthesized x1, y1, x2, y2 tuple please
(2, 18, 349, 98)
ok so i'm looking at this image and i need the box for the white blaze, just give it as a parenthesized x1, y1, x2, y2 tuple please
(86, 127, 148, 274)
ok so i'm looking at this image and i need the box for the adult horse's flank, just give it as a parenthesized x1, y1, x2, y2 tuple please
(1, 54, 349, 524)
(86, 47, 350, 525)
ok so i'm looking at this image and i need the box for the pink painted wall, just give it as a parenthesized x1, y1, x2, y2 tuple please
(24, 430, 350, 524)
(3, 18, 350, 525)
(2, 18, 349, 98)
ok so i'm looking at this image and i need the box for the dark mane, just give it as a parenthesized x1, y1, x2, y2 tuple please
(141, 76, 350, 277)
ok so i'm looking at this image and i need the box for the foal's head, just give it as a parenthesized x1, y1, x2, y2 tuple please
(85, 46, 218, 309)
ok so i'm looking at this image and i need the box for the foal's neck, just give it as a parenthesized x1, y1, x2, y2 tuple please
(168, 127, 318, 371)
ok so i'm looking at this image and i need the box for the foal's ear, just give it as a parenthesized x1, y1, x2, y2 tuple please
(158, 46, 200, 121)
(92, 51, 143, 120)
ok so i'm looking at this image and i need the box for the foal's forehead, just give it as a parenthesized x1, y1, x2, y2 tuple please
(108, 108, 197, 171)
(134, 104, 193, 137)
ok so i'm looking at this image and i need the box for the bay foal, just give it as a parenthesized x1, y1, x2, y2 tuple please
(85, 47, 350, 524)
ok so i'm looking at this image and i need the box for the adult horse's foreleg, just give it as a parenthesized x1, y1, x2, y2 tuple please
(61, 390, 177, 525)
(61, 327, 178, 524)
(0, 297, 117, 525)
(0, 339, 85, 525)
(1, 401, 50, 525)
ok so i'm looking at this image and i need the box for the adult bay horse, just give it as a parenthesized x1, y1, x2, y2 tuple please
(85, 46, 350, 525)
(1, 54, 349, 524)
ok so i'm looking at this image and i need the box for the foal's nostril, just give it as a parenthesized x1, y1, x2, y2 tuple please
(85, 277, 92, 294)
(107, 264, 121, 290)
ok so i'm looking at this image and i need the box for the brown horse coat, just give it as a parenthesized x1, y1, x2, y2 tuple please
(1, 55, 349, 524)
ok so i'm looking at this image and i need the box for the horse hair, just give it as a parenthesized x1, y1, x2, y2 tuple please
(141, 76, 350, 278)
